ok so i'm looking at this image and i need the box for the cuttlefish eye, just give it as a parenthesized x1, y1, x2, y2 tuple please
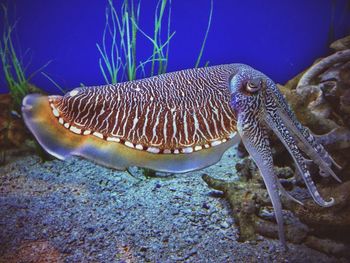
(245, 78, 262, 93)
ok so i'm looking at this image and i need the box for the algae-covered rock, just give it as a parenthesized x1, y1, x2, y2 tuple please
(203, 159, 350, 257)
(277, 38, 350, 177)
(203, 38, 350, 256)
(278, 38, 350, 136)
(0, 94, 28, 149)
(202, 172, 261, 242)
(202, 162, 310, 245)
(291, 181, 350, 230)
(305, 236, 350, 258)
(330, 35, 350, 51)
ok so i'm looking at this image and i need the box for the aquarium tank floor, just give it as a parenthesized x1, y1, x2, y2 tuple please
(0, 147, 343, 262)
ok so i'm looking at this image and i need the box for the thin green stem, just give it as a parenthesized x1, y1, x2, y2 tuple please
(97, 0, 211, 85)
(163, 0, 172, 73)
(195, 0, 213, 68)
(0, 5, 28, 107)
(41, 72, 65, 94)
(151, 0, 168, 76)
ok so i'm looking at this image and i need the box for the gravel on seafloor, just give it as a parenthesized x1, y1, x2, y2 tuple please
(0, 147, 345, 262)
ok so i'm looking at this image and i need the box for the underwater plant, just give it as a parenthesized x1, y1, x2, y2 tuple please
(132, 0, 175, 77)
(0, 5, 30, 110)
(22, 63, 341, 249)
(97, 0, 213, 84)
(0, 5, 50, 111)
(96, 0, 176, 83)
(195, 0, 213, 68)
(96, 0, 140, 84)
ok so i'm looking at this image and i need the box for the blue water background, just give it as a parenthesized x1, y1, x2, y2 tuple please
(0, 0, 350, 94)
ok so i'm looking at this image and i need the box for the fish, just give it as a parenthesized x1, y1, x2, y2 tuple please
(22, 63, 340, 248)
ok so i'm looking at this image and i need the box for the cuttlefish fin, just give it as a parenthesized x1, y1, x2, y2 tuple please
(22, 94, 83, 160)
(22, 94, 240, 173)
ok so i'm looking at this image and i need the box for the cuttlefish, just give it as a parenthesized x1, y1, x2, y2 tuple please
(22, 64, 340, 248)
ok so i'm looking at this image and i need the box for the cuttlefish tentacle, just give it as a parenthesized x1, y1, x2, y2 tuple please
(275, 107, 342, 182)
(270, 85, 342, 175)
(237, 114, 286, 248)
(277, 180, 304, 206)
(264, 108, 335, 207)
(22, 63, 339, 249)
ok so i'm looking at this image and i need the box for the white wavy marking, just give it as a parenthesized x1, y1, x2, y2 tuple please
(50, 65, 239, 155)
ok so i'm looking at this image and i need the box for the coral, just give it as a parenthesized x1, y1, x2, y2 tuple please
(330, 35, 350, 51)
(305, 236, 350, 259)
(203, 160, 350, 257)
(278, 38, 350, 175)
(0, 91, 50, 165)
(203, 36, 350, 256)
(202, 166, 308, 243)
(0, 94, 28, 150)
(291, 181, 350, 231)
(202, 172, 261, 241)
(279, 41, 350, 135)
(296, 50, 350, 90)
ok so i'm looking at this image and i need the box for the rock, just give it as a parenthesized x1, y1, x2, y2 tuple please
(1, 240, 63, 263)
(291, 181, 350, 231)
(330, 35, 350, 51)
(202, 172, 268, 242)
(340, 89, 350, 115)
(279, 48, 350, 135)
(0, 94, 29, 150)
(237, 141, 249, 158)
(220, 221, 230, 229)
(305, 235, 350, 258)
(315, 127, 350, 150)
(255, 216, 309, 244)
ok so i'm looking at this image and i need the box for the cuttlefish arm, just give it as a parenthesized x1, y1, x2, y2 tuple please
(269, 84, 342, 177)
(230, 66, 339, 248)
(264, 107, 334, 207)
(237, 112, 286, 246)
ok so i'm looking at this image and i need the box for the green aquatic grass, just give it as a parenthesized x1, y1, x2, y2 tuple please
(97, 0, 213, 83)
(195, 0, 213, 68)
(97, 0, 174, 83)
(0, 5, 29, 109)
(96, 0, 121, 84)
(0, 5, 51, 110)
(149, 0, 173, 75)
(41, 72, 66, 94)
(97, 0, 142, 83)
(132, 0, 175, 77)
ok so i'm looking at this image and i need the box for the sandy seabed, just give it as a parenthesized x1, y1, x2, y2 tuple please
(0, 146, 343, 262)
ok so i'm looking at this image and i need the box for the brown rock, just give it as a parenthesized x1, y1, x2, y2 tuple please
(1, 240, 63, 263)
(330, 35, 350, 51)
(0, 93, 29, 150)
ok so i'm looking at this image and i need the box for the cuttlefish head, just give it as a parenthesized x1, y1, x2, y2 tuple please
(229, 65, 340, 247)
